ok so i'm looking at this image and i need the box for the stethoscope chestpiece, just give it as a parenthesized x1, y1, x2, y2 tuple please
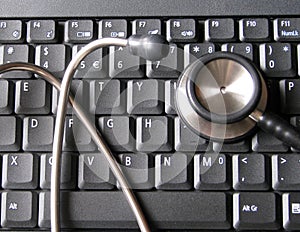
(176, 52, 268, 142)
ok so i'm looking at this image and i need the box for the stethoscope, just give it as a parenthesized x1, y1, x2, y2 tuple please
(0, 35, 299, 232)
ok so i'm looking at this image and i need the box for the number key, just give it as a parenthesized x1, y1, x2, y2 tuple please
(222, 43, 253, 60)
(146, 44, 182, 78)
(260, 43, 296, 77)
(35, 44, 69, 78)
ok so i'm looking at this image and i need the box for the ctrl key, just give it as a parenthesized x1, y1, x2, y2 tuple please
(283, 193, 300, 230)
(233, 192, 280, 230)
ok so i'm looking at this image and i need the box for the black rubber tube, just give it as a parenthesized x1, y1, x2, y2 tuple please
(257, 112, 300, 150)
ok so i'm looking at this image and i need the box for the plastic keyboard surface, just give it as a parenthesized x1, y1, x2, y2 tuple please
(0, 0, 300, 231)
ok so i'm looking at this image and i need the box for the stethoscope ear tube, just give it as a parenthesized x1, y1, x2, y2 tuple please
(257, 111, 300, 150)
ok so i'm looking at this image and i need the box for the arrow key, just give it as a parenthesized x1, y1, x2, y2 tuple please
(272, 154, 300, 190)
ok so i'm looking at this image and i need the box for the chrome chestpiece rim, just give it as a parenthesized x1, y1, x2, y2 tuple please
(176, 52, 268, 142)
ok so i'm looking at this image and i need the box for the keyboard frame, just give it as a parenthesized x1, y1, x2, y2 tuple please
(0, 0, 300, 18)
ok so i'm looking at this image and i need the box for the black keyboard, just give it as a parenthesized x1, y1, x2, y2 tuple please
(0, 0, 300, 231)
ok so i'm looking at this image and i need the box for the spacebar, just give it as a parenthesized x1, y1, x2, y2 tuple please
(39, 191, 231, 230)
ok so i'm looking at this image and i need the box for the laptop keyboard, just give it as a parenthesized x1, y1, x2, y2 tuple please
(0, 4, 300, 231)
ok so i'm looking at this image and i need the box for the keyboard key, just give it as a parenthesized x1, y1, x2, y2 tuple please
(99, 116, 135, 151)
(221, 43, 253, 60)
(174, 117, 208, 152)
(40, 153, 77, 189)
(132, 19, 161, 35)
(165, 80, 177, 114)
(205, 18, 235, 42)
(39, 191, 230, 229)
(0, 80, 13, 114)
(166, 19, 197, 42)
(78, 153, 115, 189)
(62, 116, 96, 152)
(0, 20, 23, 42)
(280, 79, 300, 114)
(109, 46, 143, 78)
(155, 153, 192, 190)
(22, 116, 54, 151)
(52, 80, 89, 114)
(127, 79, 164, 114)
(99, 19, 127, 38)
(15, 79, 51, 114)
(118, 153, 153, 189)
(239, 18, 269, 41)
(252, 131, 289, 152)
(232, 154, 270, 190)
(213, 140, 250, 152)
(90, 79, 125, 114)
(2, 153, 38, 189)
(1, 191, 37, 228)
(27, 20, 56, 43)
(73, 45, 106, 78)
(283, 193, 300, 230)
(35, 44, 69, 78)
(272, 154, 300, 190)
(184, 43, 215, 67)
(146, 44, 182, 78)
(274, 18, 300, 41)
(0, 117, 21, 151)
(65, 20, 94, 43)
(259, 43, 296, 77)
(136, 116, 172, 152)
(233, 192, 279, 230)
(0, 44, 31, 79)
(194, 153, 230, 190)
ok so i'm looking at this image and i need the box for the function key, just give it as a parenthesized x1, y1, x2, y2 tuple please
(274, 18, 300, 41)
(239, 18, 269, 41)
(0, 20, 23, 43)
(99, 19, 127, 38)
(65, 20, 94, 43)
(166, 19, 197, 42)
(205, 18, 235, 42)
(132, 19, 161, 35)
(27, 20, 57, 43)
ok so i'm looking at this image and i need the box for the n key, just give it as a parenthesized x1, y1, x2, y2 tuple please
(155, 153, 192, 190)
